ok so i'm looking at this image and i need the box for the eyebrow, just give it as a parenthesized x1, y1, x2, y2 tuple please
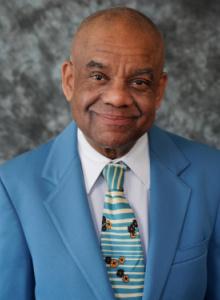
(86, 61, 154, 79)
(86, 60, 105, 69)
(131, 68, 154, 80)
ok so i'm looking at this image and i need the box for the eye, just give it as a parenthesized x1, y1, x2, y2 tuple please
(90, 72, 106, 81)
(130, 78, 152, 91)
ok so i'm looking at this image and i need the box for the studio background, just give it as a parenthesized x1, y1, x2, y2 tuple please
(0, 0, 220, 163)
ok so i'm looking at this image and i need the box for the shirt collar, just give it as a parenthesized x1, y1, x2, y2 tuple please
(77, 129, 150, 194)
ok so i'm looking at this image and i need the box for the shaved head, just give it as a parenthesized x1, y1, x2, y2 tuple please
(71, 7, 165, 73)
(76, 7, 161, 36)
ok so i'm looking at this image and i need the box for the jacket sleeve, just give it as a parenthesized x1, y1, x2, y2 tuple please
(206, 199, 220, 300)
(0, 178, 35, 300)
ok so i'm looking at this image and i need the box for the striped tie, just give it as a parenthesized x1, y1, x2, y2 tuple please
(101, 162, 145, 299)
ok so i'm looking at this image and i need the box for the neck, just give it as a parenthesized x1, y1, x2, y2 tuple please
(85, 138, 136, 159)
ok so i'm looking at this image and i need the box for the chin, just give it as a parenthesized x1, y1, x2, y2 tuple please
(96, 135, 136, 151)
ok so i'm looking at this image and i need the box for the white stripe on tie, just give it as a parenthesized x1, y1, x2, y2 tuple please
(101, 243, 142, 248)
(109, 218, 134, 224)
(101, 238, 140, 242)
(115, 293, 143, 298)
(110, 278, 144, 282)
(104, 198, 129, 204)
(112, 285, 144, 289)
(101, 232, 140, 236)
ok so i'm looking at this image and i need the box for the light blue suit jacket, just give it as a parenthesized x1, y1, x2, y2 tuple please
(0, 122, 220, 300)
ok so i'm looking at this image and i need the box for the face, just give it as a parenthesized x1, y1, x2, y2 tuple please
(62, 23, 167, 158)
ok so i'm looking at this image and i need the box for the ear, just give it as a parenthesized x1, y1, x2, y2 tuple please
(155, 72, 168, 109)
(61, 60, 75, 102)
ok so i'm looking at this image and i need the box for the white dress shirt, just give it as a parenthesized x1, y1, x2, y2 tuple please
(77, 129, 150, 258)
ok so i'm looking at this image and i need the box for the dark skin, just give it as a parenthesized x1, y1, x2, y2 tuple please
(62, 14, 167, 159)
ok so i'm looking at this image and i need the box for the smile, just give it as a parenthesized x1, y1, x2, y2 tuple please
(94, 112, 138, 126)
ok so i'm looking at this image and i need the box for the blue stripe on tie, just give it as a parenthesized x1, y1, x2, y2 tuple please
(113, 287, 144, 292)
(111, 223, 132, 228)
(103, 213, 135, 219)
(102, 245, 143, 251)
(105, 194, 126, 199)
(110, 279, 145, 284)
(109, 273, 145, 280)
(105, 229, 129, 234)
(101, 234, 140, 240)
(101, 238, 142, 244)
(104, 202, 131, 210)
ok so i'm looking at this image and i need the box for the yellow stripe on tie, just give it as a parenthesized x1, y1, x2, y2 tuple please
(103, 208, 133, 214)
(101, 232, 133, 236)
(117, 167, 123, 190)
(106, 191, 127, 197)
(105, 198, 128, 204)
(110, 218, 134, 224)
(111, 166, 118, 190)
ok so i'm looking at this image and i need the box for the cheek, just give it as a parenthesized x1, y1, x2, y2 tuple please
(138, 98, 158, 117)
(71, 90, 93, 115)
(70, 91, 100, 132)
(134, 100, 158, 131)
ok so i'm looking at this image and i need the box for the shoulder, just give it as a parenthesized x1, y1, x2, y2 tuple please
(166, 129, 220, 162)
(150, 125, 220, 172)
(0, 138, 54, 185)
(0, 122, 78, 186)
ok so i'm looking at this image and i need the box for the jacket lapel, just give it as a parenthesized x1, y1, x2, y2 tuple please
(143, 126, 191, 300)
(42, 122, 114, 300)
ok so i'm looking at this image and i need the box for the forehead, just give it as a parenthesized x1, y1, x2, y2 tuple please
(84, 45, 156, 69)
(75, 20, 159, 52)
(74, 32, 159, 71)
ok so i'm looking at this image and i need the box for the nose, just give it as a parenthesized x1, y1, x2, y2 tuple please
(102, 80, 133, 107)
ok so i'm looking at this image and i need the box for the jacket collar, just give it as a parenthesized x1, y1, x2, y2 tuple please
(42, 122, 190, 184)
(149, 125, 190, 175)
(42, 122, 78, 185)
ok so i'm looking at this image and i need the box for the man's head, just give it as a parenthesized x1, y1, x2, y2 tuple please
(62, 7, 167, 159)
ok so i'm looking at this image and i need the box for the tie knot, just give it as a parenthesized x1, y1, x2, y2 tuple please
(102, 162, 126, 191)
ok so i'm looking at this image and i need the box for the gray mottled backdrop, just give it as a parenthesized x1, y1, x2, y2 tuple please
(0, 0, 220, 163)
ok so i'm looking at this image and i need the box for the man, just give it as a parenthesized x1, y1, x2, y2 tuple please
(0, 7, 220, 300)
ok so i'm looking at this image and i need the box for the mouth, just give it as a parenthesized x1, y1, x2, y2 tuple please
(93, 112, 138, 126)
